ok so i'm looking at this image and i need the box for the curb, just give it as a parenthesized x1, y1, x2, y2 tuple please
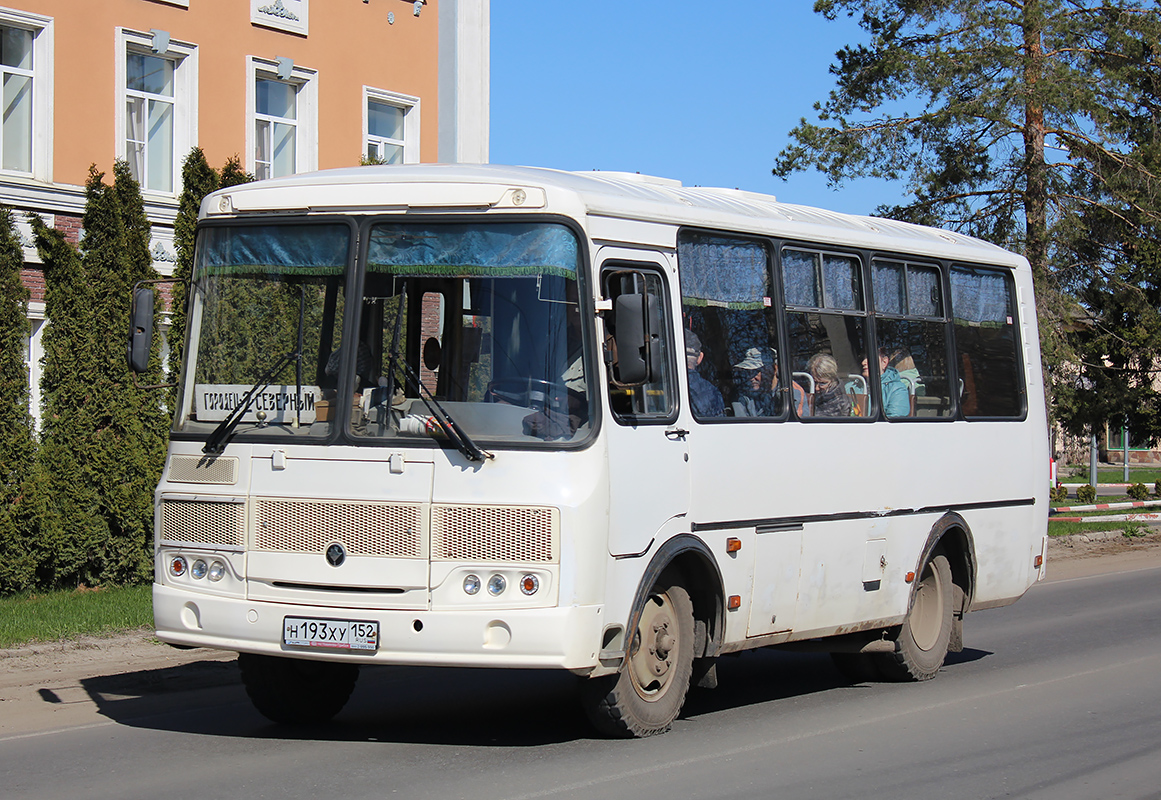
(1050, 499, 1161, 514)
(1050, 530, 1131, 545)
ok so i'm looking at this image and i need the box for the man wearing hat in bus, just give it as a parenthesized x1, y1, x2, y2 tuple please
(684, 329, 725, 418)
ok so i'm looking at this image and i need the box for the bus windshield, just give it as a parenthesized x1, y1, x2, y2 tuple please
(176, 219, 592, 448)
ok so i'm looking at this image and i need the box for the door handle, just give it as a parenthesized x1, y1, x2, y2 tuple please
(665, 428, 689, 440)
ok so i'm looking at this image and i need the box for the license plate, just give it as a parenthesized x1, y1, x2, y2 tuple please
(283, 617, 379, 651)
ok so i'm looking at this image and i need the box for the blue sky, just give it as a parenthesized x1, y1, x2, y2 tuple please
(488, 1, 908, 218)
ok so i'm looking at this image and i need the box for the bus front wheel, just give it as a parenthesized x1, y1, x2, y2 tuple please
(876, 552, 954, 681)
(582, 576, 695, 738)
(238, 653, 359, 724)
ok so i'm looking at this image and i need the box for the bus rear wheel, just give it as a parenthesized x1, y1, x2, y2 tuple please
(238, 653, 359, 724)
(582, 576, 695, 738)
(875, 552, 954, 682)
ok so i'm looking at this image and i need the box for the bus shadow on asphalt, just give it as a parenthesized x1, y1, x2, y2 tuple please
(77, 646, 993, 746)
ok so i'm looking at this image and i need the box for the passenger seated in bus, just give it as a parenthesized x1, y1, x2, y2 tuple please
(890, 348, 921, 389)
(684, 330, 725, 417)
(732, 347, 777, 416)
(862, 348, 910, 418)
(807, 352, 852, 417)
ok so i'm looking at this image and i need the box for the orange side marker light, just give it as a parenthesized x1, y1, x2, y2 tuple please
(727, 595, 741, 610)
(905, 571, 916, 584)
(726, 538, 742, 553)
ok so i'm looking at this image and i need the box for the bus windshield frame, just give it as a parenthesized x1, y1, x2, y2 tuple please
(174, 215, 596, 452)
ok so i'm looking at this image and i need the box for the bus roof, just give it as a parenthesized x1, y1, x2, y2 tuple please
(202, 164, 1025, 269)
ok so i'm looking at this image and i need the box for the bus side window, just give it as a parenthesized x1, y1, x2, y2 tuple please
(602, 268, 675, 420)
(950, 266, 1024, 418)
(677, 232, 779, 421)
(872, 260, 952, 419)
(783, 249, 868, 420)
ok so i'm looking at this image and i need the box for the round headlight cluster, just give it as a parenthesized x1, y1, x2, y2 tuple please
(168, 555, 226, 582)
(461, 572, 541, 597)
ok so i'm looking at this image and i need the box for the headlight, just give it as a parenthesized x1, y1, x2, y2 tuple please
(208, 561, 226, 582)
(463, 574, 481, 595)
(487, 574, 507, 596)
(190, 559, 208, 580)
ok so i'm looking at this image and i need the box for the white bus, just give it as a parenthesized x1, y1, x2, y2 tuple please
(129, 164, 1048, 737)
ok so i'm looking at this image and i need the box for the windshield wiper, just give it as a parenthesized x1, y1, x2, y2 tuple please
(202, 349, 300, 454)
(203, 287, 306, 454)
(382, 281, 492, 463)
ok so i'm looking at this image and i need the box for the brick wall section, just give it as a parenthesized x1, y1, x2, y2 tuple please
(18, 215, 84, 304)
(20, 266, 45, 304)
(419, 292, 442, 395)
(55, 215, 82, 244)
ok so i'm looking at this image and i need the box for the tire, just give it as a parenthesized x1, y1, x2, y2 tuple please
(874, 553, 954, 682)
(582, 576, 695, 738)
(238, 653, 359, 724)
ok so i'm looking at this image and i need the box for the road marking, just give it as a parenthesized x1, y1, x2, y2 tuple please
(500, 652, 1161, 800)
(0, 719, 117, 743)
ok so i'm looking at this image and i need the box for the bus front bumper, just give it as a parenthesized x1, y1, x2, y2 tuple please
(153, 583, 606, 672)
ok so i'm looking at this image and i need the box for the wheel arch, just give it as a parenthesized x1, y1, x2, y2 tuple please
(624, 534, 725, 662)
(917, 512, 977, 610)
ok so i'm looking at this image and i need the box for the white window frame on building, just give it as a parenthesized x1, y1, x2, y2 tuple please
(247, 57, 317, 180)
(115, 28, 198, 197)
(0, 8, 52, 181)
(363, 87, 420, 165)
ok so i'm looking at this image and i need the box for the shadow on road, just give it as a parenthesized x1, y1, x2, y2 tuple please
(76, 645, 992, 746)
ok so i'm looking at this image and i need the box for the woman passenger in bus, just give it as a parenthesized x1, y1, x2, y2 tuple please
(807, 352, 852, 417)
(862, 348, 910, 418)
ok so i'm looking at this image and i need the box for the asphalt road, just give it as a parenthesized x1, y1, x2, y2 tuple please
(3, 562, 1161, 800)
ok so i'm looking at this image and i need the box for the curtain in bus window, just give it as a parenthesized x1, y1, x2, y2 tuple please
(950, 267, 1023, 418)
(872, 260, 905, 315)
(782, 249, 820, 307)
(906, 266, 942, 317)
(678, 235, 768, 309)
(366, 222, 578, 278)
(678, 233, 782, 420)
(196, 224, 349, 277)
(822, 254, 862, 310)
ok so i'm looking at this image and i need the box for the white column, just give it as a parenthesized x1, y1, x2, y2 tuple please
(439, 0, 489, 164)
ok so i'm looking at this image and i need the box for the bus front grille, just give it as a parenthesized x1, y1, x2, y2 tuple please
(431, 504, 559, 563)
(254, 498, 426, 558)
(159, 498, 245, 548)
(167, 455, 239, 485)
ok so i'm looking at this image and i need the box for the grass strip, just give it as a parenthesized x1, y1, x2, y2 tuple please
(0, 584, 152, 649)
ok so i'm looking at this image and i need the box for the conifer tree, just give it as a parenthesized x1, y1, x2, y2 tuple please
(170, 148, 219, 388)
(80, 163, 165, 584)
(33, 215, 108, 587)
(0, 208, 42, 594)
(772, 1, 1161, 294)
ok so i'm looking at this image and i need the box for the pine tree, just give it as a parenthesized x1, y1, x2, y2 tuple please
(0, 208, 42, 594)
(1053, 24, 1161, 446)
(772, 1, 1161, 284)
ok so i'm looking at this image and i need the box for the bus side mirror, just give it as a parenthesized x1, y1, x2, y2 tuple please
(613, 292, 660, 385)
(127, 285, 155, 374)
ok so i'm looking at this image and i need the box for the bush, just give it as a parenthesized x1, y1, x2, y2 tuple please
(1076, 484, 1097, 504)
(1154, 482, 1161, 498)
(1049, 485, 1068, 503)
(1128, 483, 1149, 501)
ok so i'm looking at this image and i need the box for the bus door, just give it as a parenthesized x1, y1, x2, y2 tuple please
(599, 252, 690, 557)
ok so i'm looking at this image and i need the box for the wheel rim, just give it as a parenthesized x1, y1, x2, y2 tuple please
(627, 591, 679, 701)
(910, 560, 945, 652)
